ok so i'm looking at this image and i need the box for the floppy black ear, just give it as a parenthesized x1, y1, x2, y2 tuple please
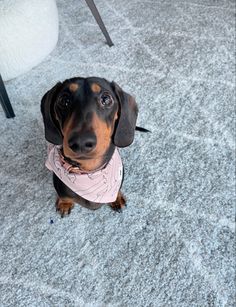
(111, 81, 138, 147)
(41, 82, 63, 145)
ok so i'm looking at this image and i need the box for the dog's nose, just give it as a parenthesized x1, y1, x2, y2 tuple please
(68, 132, 97, 153)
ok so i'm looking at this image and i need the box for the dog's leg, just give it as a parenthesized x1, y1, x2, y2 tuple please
(53, 174, 103, 215)
(53, 174, 76, 217)
(109, 191, 126, 212)
(56, 197, 75, 217)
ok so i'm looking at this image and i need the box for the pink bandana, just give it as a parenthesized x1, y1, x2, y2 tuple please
(45, 145, 123, 203)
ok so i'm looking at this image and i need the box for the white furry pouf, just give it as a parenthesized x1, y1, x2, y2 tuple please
(0, 0, 59, 81)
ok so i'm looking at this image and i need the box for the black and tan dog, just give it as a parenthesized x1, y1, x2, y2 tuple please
(41, 77, 139, 217)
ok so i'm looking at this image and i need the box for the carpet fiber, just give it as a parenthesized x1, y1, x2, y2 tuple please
(0, 0, 235, 306)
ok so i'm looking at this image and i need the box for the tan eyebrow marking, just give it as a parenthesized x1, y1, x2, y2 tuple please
(69, 83, 79, 92)
(91, 83, 101, 93)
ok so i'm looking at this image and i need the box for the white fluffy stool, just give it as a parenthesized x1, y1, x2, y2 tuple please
(0, 0, 59, 81)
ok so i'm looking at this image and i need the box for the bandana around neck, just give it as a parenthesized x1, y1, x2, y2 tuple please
(45, 144, 123, 203)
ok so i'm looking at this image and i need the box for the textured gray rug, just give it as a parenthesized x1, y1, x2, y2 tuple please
(0, 0, 235, 306)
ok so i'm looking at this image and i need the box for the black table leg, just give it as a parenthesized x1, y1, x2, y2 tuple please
(85, 0, 114, 47)
(0, 74, 15, 118)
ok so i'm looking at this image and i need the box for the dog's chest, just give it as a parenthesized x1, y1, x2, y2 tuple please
(45, 145, 123, 203)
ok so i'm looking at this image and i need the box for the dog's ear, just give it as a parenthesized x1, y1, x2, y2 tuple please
(111, 81, 138, 147)
(41, 82, 63, 145)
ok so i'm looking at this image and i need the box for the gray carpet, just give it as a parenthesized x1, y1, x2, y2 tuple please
(0, 0, 235, 306)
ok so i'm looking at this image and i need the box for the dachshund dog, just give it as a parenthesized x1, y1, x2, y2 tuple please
(41, 77, 138, 217)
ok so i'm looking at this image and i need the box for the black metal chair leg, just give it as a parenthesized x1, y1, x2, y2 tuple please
(0, 74, 15, 118)
(85, 0, 114, 47)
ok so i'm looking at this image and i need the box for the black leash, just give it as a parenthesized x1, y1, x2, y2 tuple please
(135, 126, 151, 133)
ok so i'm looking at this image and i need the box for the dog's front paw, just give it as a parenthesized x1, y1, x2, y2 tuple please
(109, 192, 126, 213)
(56, 197, 75, 217)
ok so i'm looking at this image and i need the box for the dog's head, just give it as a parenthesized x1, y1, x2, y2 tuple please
(41, 77, 138, 171)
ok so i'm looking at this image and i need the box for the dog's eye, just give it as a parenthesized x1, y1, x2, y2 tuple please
(100, 93, 113, 107)
(57, 94, 71, 108)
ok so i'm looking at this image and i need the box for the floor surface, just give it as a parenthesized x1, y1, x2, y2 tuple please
(0, 0, 235, 306)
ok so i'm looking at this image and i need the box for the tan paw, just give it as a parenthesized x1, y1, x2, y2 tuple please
(56, 198, 75, 217)
(109, 192, 126, 213)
